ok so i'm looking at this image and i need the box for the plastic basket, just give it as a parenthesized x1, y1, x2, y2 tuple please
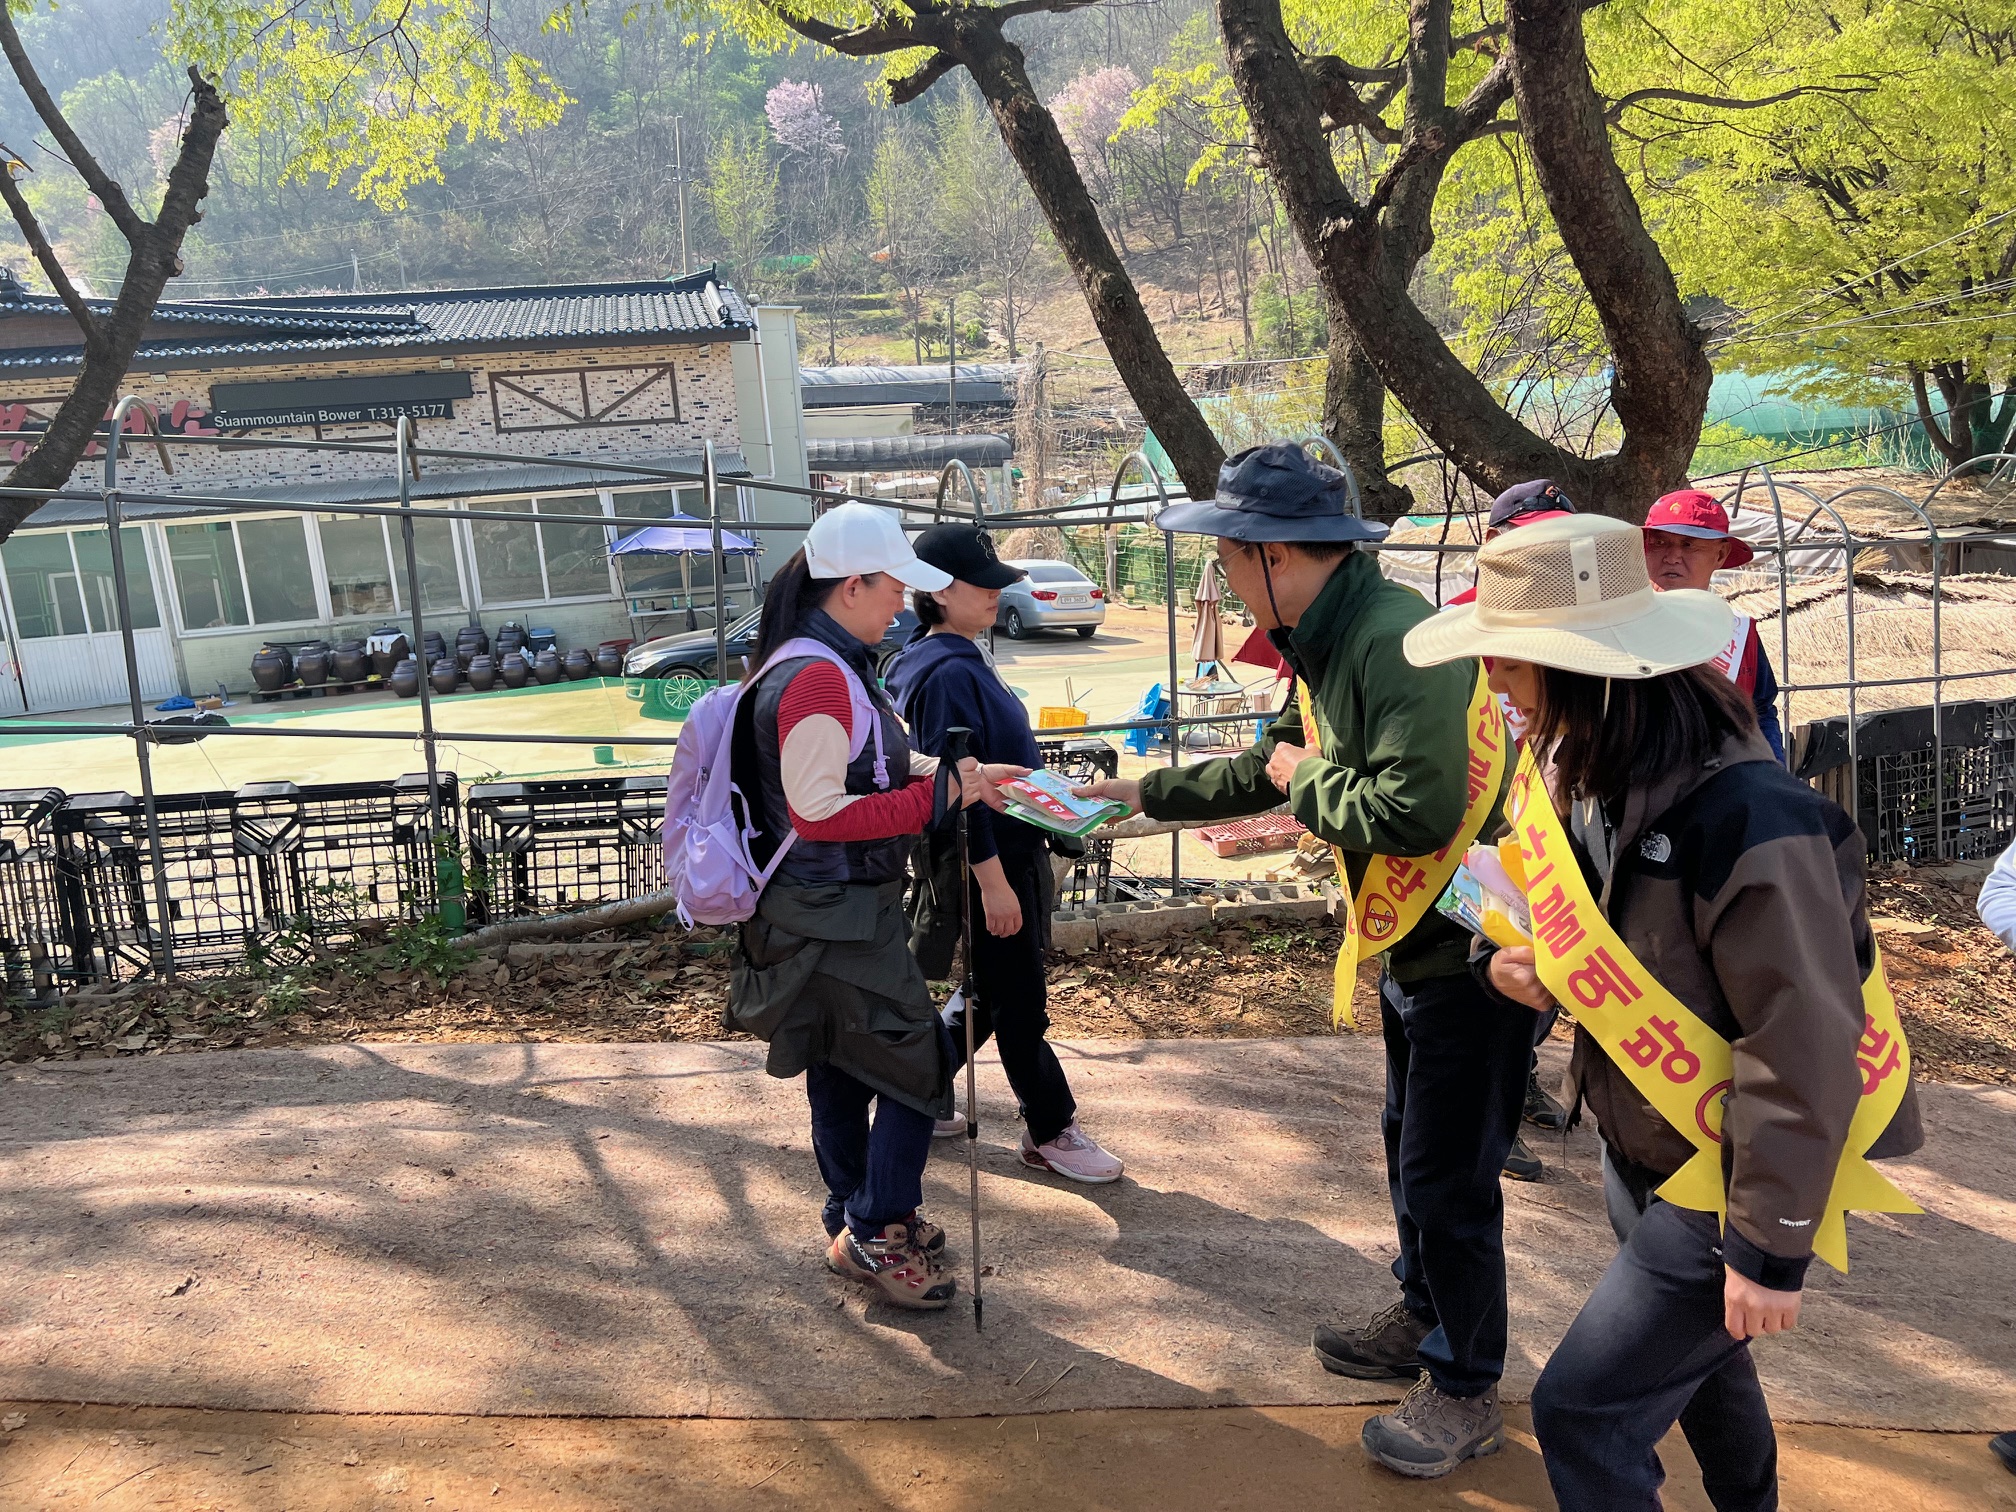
(1038, 706, 1088, 729)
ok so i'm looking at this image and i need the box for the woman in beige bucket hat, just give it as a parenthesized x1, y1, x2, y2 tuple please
(1404, 513, 1923, 1512)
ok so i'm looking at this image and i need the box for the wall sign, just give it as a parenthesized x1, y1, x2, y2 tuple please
(208, 371, 474, 431)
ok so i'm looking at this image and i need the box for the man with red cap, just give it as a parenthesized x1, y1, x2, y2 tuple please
(1643, 490, 1784, 762)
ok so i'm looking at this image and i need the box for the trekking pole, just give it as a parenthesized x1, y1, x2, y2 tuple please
(945, 725, 983, 1333)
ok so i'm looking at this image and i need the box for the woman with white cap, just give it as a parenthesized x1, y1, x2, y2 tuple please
(726, 504, 1021, 1312)
(1403, 514, 1922, 1510)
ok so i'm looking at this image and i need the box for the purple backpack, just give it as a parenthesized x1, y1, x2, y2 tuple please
(663, 637, 890, 927)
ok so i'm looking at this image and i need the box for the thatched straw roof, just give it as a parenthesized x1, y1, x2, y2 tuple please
(1726, 572, 2016, 724)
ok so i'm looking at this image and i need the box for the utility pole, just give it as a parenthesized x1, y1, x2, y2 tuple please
(674, 117, 691, 275)
(350, 249, 362, 292)
(947, 296, 958, 435)
(394, 241, 408, 289)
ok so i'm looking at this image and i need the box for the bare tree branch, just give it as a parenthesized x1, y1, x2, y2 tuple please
(0, 3, 144, 241)
(889, 53, 961, 105)
(1604, 81, 1877, 123)
(0, 146, 99, 339)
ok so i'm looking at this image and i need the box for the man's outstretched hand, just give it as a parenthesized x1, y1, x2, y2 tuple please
(1072, 777, 1142, 817)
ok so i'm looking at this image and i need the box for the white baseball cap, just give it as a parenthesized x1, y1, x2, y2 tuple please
(802, 503, 952, 590)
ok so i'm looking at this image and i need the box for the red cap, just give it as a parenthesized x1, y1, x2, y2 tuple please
(1644, 490, 1753, 569)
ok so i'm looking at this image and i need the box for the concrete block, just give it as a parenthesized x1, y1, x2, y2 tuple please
(1050, 911, 1099, 955)
(1096, 898, 1213, 943)
(1212, 882, 1330, 926)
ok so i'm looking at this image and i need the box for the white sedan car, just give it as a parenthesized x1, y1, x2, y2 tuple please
(997, 559, 1106, 639)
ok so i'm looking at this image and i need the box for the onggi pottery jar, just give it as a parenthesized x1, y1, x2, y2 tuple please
(494, 622, 527, 657)
(593, 644, 623, 678)
(332, 641, 368, 683)
(429, 657, 461, 695)
(389, 658, 420, 698)
(532, 648, 563, 685)
(499, 651, 530, 689)
(295, 644, 331, 686)
(368, 627, 409, 678)
(562, 648, 594, 681)
(455, 627, 488, 670)
(466, 654, 498, 692)
(421, 630, 448, 664)
(250, 645, 292, 692)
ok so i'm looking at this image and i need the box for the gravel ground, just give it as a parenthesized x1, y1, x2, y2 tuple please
(5, 875, 2012, 1082)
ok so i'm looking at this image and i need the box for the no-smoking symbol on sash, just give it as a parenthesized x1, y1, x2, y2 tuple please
(1363, 894, 1400, 941)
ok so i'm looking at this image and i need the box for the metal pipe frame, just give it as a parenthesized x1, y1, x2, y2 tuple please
(100, 398, 179, 979)
(10, 399, 2016, 942)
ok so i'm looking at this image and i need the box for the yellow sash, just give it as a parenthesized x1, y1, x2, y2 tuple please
(1503, 748, 1919, 1272)
(1296, 668, 1507, 1027)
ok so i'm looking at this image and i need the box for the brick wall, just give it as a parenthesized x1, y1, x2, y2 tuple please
(4, 339, 744, 494)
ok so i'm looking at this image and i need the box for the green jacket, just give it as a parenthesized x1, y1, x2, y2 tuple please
(1140, 550, 1499, 984)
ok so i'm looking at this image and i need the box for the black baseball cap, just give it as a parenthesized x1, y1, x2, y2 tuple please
(1487, 479, 1577, 529)
(912, 523, 1026, 590)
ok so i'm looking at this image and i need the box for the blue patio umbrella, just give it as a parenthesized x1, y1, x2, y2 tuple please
(610, 516, 762, 639)
(609, 516, 761, 557)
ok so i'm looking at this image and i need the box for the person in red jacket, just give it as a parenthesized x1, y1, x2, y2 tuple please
(1642, 491, 1785, 763)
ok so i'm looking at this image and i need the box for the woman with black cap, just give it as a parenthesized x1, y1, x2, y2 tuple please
(884, 523, 1124, 1184)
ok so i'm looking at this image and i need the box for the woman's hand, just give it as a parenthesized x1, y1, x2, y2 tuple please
(955, 757, 986, 809)
(1072, 777, 1142, 816)
(977, 877, 1023, 936)
(1265, 741, 1315, 795)
(1723, 1268, 1802, 1341)
(1488, 946, 1555, 1012)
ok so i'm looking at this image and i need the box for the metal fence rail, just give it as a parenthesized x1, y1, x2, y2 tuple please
(2, 400, 2013, 988)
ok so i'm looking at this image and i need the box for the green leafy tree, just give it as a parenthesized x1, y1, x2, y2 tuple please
(929, 91, 1050, 359)
(702, 125, 779, 293)
(1590, 0, 2016, 471)
(0, 0, 567, 545)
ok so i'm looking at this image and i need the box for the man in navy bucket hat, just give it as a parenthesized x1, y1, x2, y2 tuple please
(1079, 443, 1534, 1482)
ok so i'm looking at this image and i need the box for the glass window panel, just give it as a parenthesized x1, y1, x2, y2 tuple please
(468, 497, 543, 605)
(237, 516, 319, 624)
(70, 528, 162, 632)
(165, 521, 249, 629)
(537, 495, 612, 599)
(611, 488, 678, 519)
(405, 513, 465, 614)
(318, 514, 396, 619)
(2, 533, 87, 638)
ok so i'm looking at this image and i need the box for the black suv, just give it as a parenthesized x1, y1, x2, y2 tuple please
(623, 607, 921, 682)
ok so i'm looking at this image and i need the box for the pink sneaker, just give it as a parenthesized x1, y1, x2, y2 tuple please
(1020, 1121, 1123, 1184)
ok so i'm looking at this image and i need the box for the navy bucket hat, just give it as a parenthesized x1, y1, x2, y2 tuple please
(1155, 442, 1390, 544)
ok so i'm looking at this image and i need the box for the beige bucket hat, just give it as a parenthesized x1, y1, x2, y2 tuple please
(1404, 513, 1734, 678)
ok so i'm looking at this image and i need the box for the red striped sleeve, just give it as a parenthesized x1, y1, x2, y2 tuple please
(774, 658, 937, 840)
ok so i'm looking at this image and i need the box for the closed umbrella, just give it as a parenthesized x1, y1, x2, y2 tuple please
(1191, 560, 1225, 675)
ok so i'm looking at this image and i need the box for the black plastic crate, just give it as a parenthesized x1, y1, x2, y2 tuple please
(230, 772, 458, 941)
(464, 775, 668, 924)
(52, 774, 459, 981)
(0, 788, 65, 994)
(1036, 736, 1119, 909)
(1794, 700, 2016, 864)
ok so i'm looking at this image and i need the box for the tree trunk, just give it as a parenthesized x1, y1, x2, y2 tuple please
(0, 75, 226, 543)
(1322, 306, 1414, 519)
(954, 22, 1224, 500)
(1216, 0, 1709, 518)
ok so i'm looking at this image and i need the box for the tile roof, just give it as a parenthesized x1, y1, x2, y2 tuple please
(0, 271, 755, 373)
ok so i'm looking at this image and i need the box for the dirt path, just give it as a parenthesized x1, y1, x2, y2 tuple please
(0, 1400, 2007, 1512)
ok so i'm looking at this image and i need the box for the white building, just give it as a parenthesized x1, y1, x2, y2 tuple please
(0, 270, 807, 714)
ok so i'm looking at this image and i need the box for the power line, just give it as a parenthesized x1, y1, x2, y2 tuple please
(1734, 207, 2016, 339)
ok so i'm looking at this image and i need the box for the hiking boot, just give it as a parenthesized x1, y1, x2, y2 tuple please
(1992, 1430, 2015, 1474)
(822, 1205, 944, 1256)
(1361, 1377, 1504, 1479)
(826, 1221, 956, 1310)
(1313, 1300, 1432, 1381)
(1524, 1068, 1567, 1131)
(1503, 1136, 1544, 1182)
(1020, 1121, 1123, 1184)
